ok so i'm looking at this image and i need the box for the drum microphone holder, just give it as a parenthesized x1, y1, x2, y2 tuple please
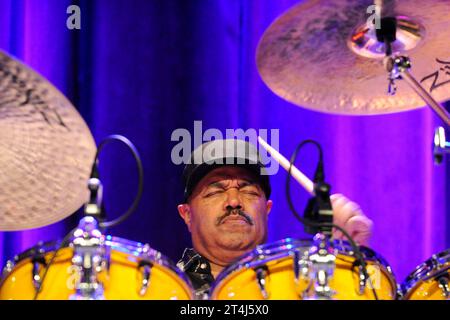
(69, 170, 107, 300)
(303, 181, 333, 236)
(70, 216, 105, 300)
(300, 180, 337, 299)
(68, 135, 144, 299)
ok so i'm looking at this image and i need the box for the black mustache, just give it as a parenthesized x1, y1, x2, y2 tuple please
(217, 208, 254, 226)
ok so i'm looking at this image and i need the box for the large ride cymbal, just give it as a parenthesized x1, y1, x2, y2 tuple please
(0, 50, 96, 231)
(256, 0, 450, 115)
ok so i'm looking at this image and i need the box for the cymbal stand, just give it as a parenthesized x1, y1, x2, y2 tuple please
(376, 17, 450, 127)
(384, 55, 450, 127)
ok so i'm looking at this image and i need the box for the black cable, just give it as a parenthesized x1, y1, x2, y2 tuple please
(285, 140, 379, 300)
(33, 135, 144, 299)
(92, 135, 144, 229)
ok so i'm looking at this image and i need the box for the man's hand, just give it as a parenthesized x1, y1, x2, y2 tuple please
(330, 194, 373, 246)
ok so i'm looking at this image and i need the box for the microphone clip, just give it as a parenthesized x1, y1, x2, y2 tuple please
(303, 181, 333, 236)
(84, 177, 103, 217)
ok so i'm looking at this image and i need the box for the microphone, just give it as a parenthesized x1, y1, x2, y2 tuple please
(84, 158, 103, 217)
(303, 144, 333, 236)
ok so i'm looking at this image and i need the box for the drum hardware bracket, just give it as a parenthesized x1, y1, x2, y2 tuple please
(430, 255, 450, 298)
(384, 54, 410, 92)
(69, 216, 106, 300)
(300, 234, 337, 300)
(350, 257, 371, 295)
(2, 260, 14, 276)
(254, 265, 270, 299)
(104, 242, 111, 275)
(293, 248, 312, 298)
(138, 260, 153, 296)
(356, 263, 368, 295)
(293, 249, 309, 281)
(437, 275, 450, 298)
(31, 256, 46, 291)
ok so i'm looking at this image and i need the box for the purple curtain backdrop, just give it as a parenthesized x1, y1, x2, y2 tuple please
(0, 0, 448, 285)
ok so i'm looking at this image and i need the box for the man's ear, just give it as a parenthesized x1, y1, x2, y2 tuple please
(266, 199, 273, 216)
(177, 204, 192, 232)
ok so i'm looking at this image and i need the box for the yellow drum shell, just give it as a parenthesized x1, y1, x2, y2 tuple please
(405, 275, 450, 300)
(401, 249, 450, 300)
(211, 239, 397, 300)
(0, 239, 193, 300)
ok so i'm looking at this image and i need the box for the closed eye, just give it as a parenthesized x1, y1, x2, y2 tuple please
(242, 190, 259, 196)
(204, 189, 224, 197)
(239, 186, 260, 196)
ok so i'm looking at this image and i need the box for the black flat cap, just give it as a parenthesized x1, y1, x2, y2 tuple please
(182, 139, 271, 202)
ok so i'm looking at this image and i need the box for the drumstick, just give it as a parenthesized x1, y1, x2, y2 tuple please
(257, 136, 315, 195)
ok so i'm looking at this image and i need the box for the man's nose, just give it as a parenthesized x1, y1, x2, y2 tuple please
(224, 188, 242, 210)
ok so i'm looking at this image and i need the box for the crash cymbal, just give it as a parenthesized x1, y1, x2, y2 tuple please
(256, 0, 450, 115)
(0, 50, 96, 231)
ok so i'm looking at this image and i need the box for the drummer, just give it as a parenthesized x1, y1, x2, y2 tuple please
(176, 139, 373, 299)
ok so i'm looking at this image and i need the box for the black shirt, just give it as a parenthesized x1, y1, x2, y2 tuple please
(177, 248, 215, 300)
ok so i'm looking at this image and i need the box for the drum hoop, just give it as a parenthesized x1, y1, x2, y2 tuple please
(0, 239, 63, 288)
(400, 248, 450, 298)
(103, 236, 194, 290)
(0, 235, 194, 295)
(211, 237, 397, 296)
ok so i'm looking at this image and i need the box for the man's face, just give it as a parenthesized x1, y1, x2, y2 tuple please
(178, 166, 272, 265)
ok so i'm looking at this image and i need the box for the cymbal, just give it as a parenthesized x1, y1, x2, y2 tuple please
(256, 0, 450, 115)
(0, 50, 96, 231)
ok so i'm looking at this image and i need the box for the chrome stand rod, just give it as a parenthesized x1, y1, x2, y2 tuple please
(401, 70, 450, 126)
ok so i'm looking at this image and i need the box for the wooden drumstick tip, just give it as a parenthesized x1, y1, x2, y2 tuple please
(257, 136, 315, 195)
